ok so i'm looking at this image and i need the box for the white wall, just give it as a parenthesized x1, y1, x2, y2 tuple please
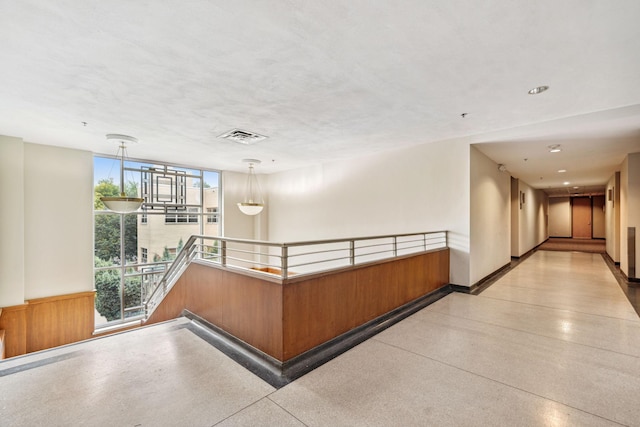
(267, 139, 471, 286)
(0, 136, 26, 306)
(620, 153, 640, 278)
(222, 171, 257, 240)
(606, 172, 621, 262)
(510, 177, 519, 257)
(548, 197, 571, 237)
(592, 195, 605, 239)
(469, 146, 511, 285)
(513, 179, 548, 257)
(0, 139, 94, 306)
(23, 143, 94, 299)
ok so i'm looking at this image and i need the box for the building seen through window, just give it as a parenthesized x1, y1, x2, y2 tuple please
(93, 156, 220, 326)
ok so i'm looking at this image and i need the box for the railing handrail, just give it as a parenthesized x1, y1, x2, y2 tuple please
(144, 230, 447, 319)
(169, 230, 446, 249)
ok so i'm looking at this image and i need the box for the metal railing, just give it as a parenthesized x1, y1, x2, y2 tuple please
(144, 231, 447, 319)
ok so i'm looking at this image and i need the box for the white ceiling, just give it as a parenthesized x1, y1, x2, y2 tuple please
(1, 1, 640, 191)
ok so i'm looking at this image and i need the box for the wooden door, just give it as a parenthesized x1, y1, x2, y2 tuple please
(572, 197, 592, 239)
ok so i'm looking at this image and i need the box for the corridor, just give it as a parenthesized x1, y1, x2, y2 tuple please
(1, 251, 639, 426)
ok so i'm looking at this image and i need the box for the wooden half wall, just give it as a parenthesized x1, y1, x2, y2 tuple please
(0, 291, 95, 358)
(146, 248, 449, 362)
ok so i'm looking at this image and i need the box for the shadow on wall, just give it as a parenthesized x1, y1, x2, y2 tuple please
(447, 231, 470, 286)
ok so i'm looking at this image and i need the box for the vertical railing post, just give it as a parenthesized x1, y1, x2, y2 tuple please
(393, 236, 398, 257)
(349, 240, 355, 265)
(423, 233, 427, 251)
(221, 240, 227, 267)
(281, 245, 288, 279)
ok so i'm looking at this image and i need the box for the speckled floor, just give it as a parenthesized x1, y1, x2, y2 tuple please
(2, 251, 639, 426)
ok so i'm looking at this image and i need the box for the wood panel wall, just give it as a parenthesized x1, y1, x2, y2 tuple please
(0, 291, 95, 358)
(282, 248, 449, 360)
(146, 263, 284, 359)
(0, 304, 27, 358)
(146, 249, 449, 363)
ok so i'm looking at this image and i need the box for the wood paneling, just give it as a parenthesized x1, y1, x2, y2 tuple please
(146, 262, 284, 359)
(0, 291, 95, 358)
(1, 250, 448, 362)
(0, 304, 27, 358)
(282, 249, 449, 360)
(146, 249, 449, 362)
(26, 292, 95, 353)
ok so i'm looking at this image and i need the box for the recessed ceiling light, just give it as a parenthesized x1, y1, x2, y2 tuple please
(528, 85, 549, 95)
(563, 181, 570, 185)
(573, 186, 579, 189)
(558, 169, 567, 173)
(548, 144, 562, 153)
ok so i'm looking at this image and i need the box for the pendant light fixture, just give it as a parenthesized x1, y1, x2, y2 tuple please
(237, 159, 264, 215)
(100, 134, 144, 213)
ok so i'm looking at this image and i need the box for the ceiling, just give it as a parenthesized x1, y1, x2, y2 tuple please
(1, 1, 640, 194)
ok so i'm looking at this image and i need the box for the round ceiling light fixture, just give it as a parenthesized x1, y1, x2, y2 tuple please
(237, 159, 264, 216)
(100, 134, 144, 213)
(528, 85, 549, 95)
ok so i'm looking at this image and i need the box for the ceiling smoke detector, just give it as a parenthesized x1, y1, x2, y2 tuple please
(218, 128, 268, 145)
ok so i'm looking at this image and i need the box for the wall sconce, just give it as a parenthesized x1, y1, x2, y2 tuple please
(237, 159, 264, 215)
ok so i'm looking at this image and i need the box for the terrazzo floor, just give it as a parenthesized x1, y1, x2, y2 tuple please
(2, 251, 639, 426)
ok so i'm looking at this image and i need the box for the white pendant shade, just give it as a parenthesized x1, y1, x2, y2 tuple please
(100, 134, 144, 214)
(101, 195, 144, 213)
(237, 202, 264, 215)
(238, 160, 265, 216)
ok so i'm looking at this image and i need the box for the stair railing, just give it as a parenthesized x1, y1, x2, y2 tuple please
(144, 231, 447, 319)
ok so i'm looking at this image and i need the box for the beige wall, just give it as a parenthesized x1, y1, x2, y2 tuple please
(266, 139, 472, 286)
(469, 146, 511, 285)
(0, 136, 26, 306)
(620, 153, 640, 279)
(592, 195, 605, 239)
(548, 197, 571, 237)
(0, 138, 94, 307)
(606, 172, 621, 262)
(511, 178, 548, 257)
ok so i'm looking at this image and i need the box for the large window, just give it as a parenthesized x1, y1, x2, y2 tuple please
(94, 156, 220, 326)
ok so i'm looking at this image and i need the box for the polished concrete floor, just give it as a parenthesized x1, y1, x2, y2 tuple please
(2, 251, 640, 426)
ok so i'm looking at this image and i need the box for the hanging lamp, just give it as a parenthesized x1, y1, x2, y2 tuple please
(237, 159, 264, 215)
(100, 134, 144, 213)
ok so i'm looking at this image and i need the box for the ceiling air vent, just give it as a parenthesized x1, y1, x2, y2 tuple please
(218, 128, 268, 145)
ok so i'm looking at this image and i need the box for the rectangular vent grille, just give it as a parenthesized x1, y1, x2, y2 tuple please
(218, 128, 268, 145)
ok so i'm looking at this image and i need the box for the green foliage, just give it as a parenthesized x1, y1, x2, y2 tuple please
(94, 179, 138, 263)
(94, 178, 120, 210)
(94, 257, 142, 321)
(94, 215, 121, 263)
(124, 180, 139, 198)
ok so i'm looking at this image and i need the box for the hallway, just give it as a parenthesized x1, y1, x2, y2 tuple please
(1, 251, 639, 426)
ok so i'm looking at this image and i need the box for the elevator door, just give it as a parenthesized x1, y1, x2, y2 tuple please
(572, 197, 592, 239)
